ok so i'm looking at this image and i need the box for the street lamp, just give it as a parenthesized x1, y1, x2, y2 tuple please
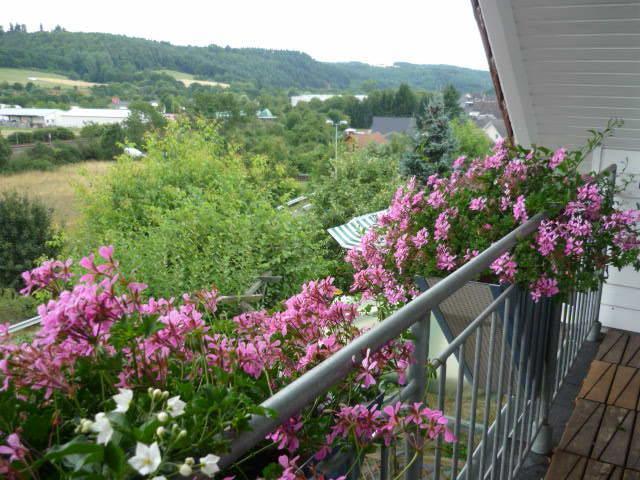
(326, 119, 348, 160)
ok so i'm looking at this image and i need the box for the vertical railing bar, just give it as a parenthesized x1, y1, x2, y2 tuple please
(499, 292, 520, 480)
(478, 312, 498, 478)
(555, 301, 567, 394)
(490, 297, 510, 480)
(517, 299, 539, 465)
(522, 303, 543, 463)
(566, 291, 578, 377)
(434, 363, 447, 480)
(380, 444, 390, 480)
(465, 326, 484, 480)
(508, 292, 531, 478)
(526, 300, 549, 453)
(405, 314, 430, 480)
(451, 343, 465, 480)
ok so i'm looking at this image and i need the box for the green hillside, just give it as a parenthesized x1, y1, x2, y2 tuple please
(0, 30, 493, 92)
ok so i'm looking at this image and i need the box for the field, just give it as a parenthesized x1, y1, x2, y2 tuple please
(0, 161, 112, 230)
(156, 69, 230, 88)
(0, 67, 101, 89)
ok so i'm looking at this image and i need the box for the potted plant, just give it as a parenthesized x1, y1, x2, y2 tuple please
(0, 247, 454, 479)
(347, 122, 640, 378)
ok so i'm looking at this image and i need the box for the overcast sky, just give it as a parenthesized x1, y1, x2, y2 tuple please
(4, 0, 489, 70)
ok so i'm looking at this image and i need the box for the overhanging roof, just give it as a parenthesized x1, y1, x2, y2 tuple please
(475, 0, 640, 152)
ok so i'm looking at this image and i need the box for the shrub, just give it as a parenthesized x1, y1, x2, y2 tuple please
(76, 119, 329, 301)
(311, 148, 402, 287)
(0, 133, 10, 169)
(0, 192, 60, 289)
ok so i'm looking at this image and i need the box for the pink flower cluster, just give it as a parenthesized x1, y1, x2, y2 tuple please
(348, 140, 640, 304)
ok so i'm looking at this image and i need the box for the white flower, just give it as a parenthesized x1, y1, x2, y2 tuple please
(200, 453, 220, 477)
(112, 388, 133, 413)
(91, 413, 113, 445)
(151, 477, 167, 480)
(167, 395, 186, 417)
(157, 411, 169, 423)
(179, 463, 193, 476)
(128, 442, 161, 475)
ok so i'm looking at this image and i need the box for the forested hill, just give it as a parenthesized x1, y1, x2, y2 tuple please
(0, 29, 493, 92)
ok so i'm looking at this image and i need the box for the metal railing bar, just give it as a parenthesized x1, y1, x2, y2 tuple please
(478, 312, 498, 478)
(499, 293, 521, 480)
(490, 298, 510, 480)
(219, 215, 545, 468)
(451, 343, 465, 479)
(7, 315, 42, 334)
(434, 363, 447, 480)
(433, 285, 516, 367)
(466, 326, 484, 480)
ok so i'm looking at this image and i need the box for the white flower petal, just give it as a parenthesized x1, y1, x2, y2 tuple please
(112, 388, 133, 413)
(200, 453, 220, 477)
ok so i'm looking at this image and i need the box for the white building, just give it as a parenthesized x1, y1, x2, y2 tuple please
(0, 108, 59, 127)
(290, 94, 367, 107)
(478, 0, 640, 332)
(0, 106, 131, 128)
(54, 107, 130, 128)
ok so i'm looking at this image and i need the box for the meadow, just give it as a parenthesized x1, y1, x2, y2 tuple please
(156, 69, 230, 88)
(0, 160, 111, 230)
(0, 67, 100, 90)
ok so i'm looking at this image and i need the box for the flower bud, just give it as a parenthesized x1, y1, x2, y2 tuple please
(177, 429, 187, 440)
(185, 457, 195, 465)
(157, 411, 169, 423)
(162, 390, 170, 400)
(156, 426, 166, 437)
(147, 387, 154, 397)
(153, 388, 163, 400)
(179, 463, 193, 476)
(80, 419, 94, 433)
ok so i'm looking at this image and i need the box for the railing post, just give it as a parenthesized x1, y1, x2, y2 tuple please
(405, 312, 430, 480)
(531, 300, 561, 455)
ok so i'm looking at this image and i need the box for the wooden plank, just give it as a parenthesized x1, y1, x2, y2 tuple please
(608, 366, 640, 410)
(516, 4, 640, 23)
(560, 399, 607, 457)
(579, 360, 618, 403)
(584, 459, 624, 480)
(597, 331, 630, 364)
(531, 85, 640, 98)
(621, 335, 640, 368)
(524, 48, 640, 63)
(626, 413, 640, 471)
(625, 469, 640, 479)
(519, 19, 640, 37)
(521, 33, 640, 50)
(546, 450, 587, 479)
(593, 406, 635, 467)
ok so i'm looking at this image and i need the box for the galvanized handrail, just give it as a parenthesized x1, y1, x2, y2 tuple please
(219, 213, 545, 468)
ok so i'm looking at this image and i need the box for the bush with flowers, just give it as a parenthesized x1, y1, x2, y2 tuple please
(0, 246, 453, 479)
(348, 123, 640, 308)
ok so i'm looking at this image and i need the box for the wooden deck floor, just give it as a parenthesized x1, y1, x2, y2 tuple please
(545, 329, 640, 479)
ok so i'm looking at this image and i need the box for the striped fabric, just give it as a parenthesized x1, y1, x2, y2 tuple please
(327, 210, 386, 249)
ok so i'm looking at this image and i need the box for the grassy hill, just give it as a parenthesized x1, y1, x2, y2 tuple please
(0, 30, 492, 93)
(0, 67, 99, 90)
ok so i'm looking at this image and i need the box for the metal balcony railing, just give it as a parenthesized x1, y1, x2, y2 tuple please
(218, 165, 616, 480)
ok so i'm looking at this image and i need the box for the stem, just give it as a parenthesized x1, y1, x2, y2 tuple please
(392, 450, 420, 480)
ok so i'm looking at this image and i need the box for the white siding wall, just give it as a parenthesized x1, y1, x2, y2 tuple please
(596, 148, 640, 332)
(55, 115, 126, 128)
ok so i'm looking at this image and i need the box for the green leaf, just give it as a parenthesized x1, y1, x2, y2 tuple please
(104, 442, 126, 477)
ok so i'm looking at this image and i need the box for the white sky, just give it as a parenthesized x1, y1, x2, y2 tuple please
(3, 0, 489, 71)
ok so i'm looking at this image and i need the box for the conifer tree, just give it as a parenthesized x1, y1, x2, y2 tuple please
(400, 95, 457, 183)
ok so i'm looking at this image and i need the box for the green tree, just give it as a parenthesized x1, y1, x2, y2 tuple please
(401, 95, 457, 183)
(442, 84, 463, 119)
(451, 118, 492, 159)
(0, 133, 11, 169)
(77, 119, 329, 301)
(0, 192, 60, 289)
(393, 83, 417, 116)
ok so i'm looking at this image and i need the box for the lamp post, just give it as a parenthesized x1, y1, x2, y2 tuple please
(325, 119, 348, 160)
